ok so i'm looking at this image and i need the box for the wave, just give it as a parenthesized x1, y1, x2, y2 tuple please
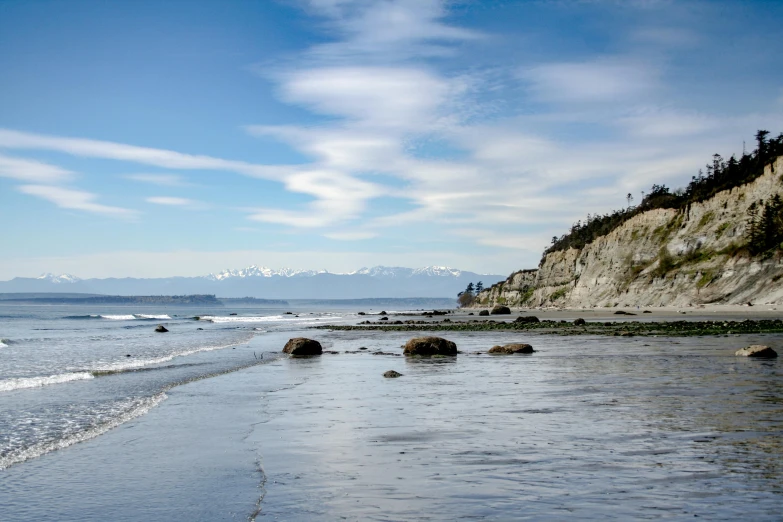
(88, 333, 256, 374)
(0, 393, 167, 470)
(0, 338, 9, 348)
(64, 314, 172, 321)
(0, 372, 94, 392)
(198, 314, 332, 323)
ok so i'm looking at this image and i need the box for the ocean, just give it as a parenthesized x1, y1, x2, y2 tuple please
(0, 303, 781, 520)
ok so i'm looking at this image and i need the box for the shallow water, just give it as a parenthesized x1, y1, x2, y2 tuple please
(0, 308, 781, 520)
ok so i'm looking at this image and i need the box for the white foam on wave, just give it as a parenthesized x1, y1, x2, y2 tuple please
(89, 333, 255, 373)
(0, 339, 8, 348)
(200, 314, 339, 323)
(0, 372, 94, 392)
(100, 314, 136, 320)
(0, 392, 167, 470)
(134, 314, 172, 320)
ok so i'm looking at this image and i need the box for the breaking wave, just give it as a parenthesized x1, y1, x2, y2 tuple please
(0, 393, 167, 470)
(0, 372, 94, 392)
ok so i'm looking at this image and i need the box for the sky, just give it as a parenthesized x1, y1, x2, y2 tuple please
(1, 0, 782, 279)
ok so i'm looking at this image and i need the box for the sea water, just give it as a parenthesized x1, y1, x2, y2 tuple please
(0, 305, 781, 520)
(0, 302, 353, 470)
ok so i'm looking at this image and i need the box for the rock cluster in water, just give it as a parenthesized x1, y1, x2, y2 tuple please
(283, 337, 323, 356)
(488, 343, 535, 354)
(734, 345, 778, 357)
(403, 336, 457, 357)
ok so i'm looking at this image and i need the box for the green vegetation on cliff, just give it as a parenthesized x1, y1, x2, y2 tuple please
(544, 130, 783, 259)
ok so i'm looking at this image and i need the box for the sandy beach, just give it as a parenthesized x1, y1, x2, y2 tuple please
(2, 319, 781, 520)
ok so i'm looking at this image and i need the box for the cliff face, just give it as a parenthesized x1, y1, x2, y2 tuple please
(477, 156, 783, 308)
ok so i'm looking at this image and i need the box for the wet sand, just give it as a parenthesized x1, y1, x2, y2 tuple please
(2, 328, 781, 520)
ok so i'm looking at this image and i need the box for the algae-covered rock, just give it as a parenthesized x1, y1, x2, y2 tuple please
(383, 370, 403, 378)
(514, 316, 540, 324)
(491, 305, 511, 315)
(283, 337, 323, 355)
(488, 343, 535, 354)
(155, 325, 168, 333)
(735, 345, 778, 357)
(574, 318, 586, 326)
(479, 310, 490, 316)
(403, 336, 457, 357)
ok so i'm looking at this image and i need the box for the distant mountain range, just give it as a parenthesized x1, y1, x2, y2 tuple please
(0, 265, 504, 299)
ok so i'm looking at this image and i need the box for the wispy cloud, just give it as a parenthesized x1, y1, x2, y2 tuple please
(522, 59, 660, 104)
(127, 173, 190, 186)
(0, 153, 74, 183)
(323, 231, 378, 241)
(18, 185, 137, 219)
(145, 196, 203, 208)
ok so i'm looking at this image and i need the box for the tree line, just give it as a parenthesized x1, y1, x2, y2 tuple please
(457, 281, 483, 307)
(544, 130, 783, 259)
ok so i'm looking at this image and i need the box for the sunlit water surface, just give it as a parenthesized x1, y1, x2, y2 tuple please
(0, 305, 781, 520)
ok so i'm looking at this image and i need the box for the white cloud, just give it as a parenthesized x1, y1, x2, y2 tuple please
(323, 231, 377, 240)
(18, 185, 137, 219)
(522, 59, 659, 103)
(0, 153, 74, 183)
(127, 173, 190, 186)
(279, 66, 452, 128)
(0, 128, 285, 179)
(146, 196, 200, 207)
(303, 0, 481, 60)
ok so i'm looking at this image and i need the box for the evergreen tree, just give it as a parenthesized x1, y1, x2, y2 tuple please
(747, 201, 761, 253)
(475, 281, 483, 293)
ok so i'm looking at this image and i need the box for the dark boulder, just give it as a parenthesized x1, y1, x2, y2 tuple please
(379, 311, 387, 315)
(478, 310, 489, 316)
(491, 305, 511, 315)
(380, 316, 389, 321)
(735, 345, 778, 358)
(574, 318, 586, 326)
(282, 337, 323, 356)
(383, 370, 403, 378)
(488, 343, 535, 354)
(403, 336, 457, 357)
(514, 316, 540, 324)
(358, 312, 366, 315)
(155, 325, 168, 333)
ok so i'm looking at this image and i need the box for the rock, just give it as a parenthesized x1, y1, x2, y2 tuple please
(229, 313, 237, 316)
(514, 316, 540, 323)
(358, 312, 366, 315)
(359, 347, 368, 350)
(383, 370, 403, 378)
(643, 310, 652, 313)
(403, 336, 458, 357)
(491, 305, 511, 315)
(380, 316, 389, 321)
(197, 327, 204, 330)
(379, 311, 387, 315)
(614, 310, 628, 315)
(468, 312, 474, 316)
(479, 310, 489, 316)
(488, 343, 535, 354)
(574, 318, 586, 325)
(282, 337, 323, 356)
(285, 312, 293, 315)
(155, 325, 168, 332)
(735, 345, 778, 357)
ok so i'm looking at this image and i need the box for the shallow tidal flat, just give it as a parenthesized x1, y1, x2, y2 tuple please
(2, 326, 781, 520)
(256, 330, 783, 520)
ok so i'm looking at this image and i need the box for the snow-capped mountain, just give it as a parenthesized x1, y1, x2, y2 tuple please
(36, 273, 81, 284)
(3, 266, 504, 299)
(205, 265, 326, 281)
(208, 265, 467, 279)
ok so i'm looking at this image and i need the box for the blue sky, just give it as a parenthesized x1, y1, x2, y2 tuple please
(1, 0, 782, 279)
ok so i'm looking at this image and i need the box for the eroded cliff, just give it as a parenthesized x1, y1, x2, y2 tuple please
(476, 156, 783, 308)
